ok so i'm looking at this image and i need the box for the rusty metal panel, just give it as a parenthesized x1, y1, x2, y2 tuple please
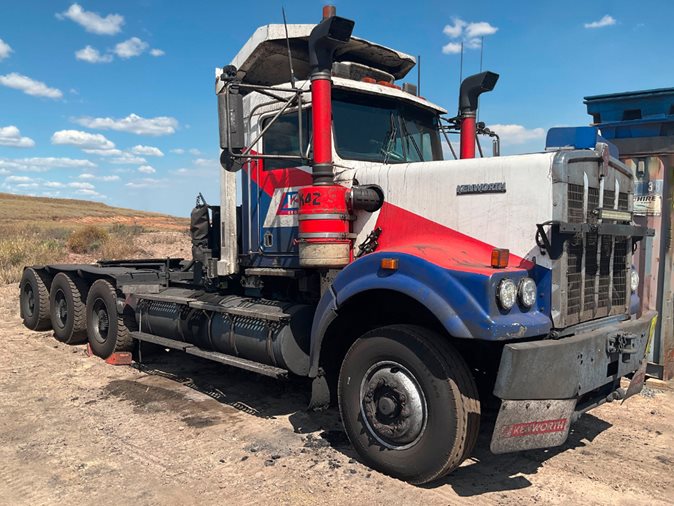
(621, 153, 673, 380)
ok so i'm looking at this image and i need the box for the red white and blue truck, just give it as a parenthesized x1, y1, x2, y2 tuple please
(19, 7, 658, 484)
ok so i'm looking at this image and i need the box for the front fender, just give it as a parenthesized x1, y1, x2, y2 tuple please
(308, 252, 552, 376)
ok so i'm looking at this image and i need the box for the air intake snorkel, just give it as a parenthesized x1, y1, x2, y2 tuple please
(458, 71, 499, 159)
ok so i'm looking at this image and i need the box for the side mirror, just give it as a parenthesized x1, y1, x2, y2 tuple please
(216, 66, 245, 152)
(217, 91, 244, 151)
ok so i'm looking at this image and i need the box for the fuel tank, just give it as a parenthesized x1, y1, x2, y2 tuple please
(135, 290, 312, 376)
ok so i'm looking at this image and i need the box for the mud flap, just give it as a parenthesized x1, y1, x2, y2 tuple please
(622, 358, 648, 404)
(490, 399, 576, 454)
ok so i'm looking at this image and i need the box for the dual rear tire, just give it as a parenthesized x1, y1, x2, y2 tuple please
(19, 269, 134, 358)
(85, 279, 135, 358)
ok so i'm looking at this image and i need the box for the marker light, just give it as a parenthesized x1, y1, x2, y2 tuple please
(497, 278, 517, 310)
(518, 277, 537, 308)
(491, 248, 510, 269)
(380, 258, 399, 271)
(630, 270, 639, 292)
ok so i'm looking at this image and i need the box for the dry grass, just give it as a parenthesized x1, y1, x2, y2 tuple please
(67, 226, 109, 254)
(0, 227, 66, 284)
(0, 194, 190, 284)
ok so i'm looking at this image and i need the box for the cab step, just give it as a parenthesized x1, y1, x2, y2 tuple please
(130, 331, 289, 379)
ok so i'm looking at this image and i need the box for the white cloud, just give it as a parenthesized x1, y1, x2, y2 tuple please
(44, 181, 64, 188)
(57, 3, 124, 35)
(584, 15, 616, 29)
(125, 177, 161, 189)
(443, 18, 466, 38)
(5, 175, 33, 183)
(51, 129, 115, 150)
(0, 73, 62, 99)
(68, 181, 95, 189)
(489, 124, 546, 146)
(138, 165, 156, 174)
(189, 148, 202, 156)
(77, 173, 119, 182)
(75, 45, 113, 63)
(0, 38, 13, 61)
(170, 148, 185, 154)
(76, 188, 105, 197)
(442, 42, 463, 55)
(0, 126, 35, 148)
(82, 148, 123, 156)
(0, 157, 96, 172)
(150, 48, 165, 57)
(114, 37, 149, 58)
(130, 145, 164, 157)
(109, 153, 147, 165)
(465, 22, 498, 38)
(441, 18, 498, 54)
(75, 113, 178, 136)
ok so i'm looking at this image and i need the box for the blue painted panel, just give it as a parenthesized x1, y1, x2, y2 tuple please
(319, 252, 552, 342)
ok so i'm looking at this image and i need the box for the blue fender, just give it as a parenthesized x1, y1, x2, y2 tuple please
(308, 252, 551, 377)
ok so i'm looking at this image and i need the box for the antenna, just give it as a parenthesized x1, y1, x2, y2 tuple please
(417, 54, 421, 96)
(282, 6, 297, 88)
(459, 41, 464, 85)
(479, 36, 484, 72)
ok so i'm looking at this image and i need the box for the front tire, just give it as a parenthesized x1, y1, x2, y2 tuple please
(86, 279, 135, 359)
(338, 324, 480, 484)
(49, 272, 89, 344)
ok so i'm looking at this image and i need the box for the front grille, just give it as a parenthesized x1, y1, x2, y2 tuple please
(564, 183, 630, 321)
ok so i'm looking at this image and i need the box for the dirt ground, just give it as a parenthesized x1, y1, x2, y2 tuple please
(1, 282, 673, 506)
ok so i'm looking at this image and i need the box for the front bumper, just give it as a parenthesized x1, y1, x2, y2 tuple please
(489, 311, 657, 454)
(493, 311, 657, 400)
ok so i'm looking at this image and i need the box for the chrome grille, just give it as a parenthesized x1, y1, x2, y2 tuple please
(564, 182, 630, 321)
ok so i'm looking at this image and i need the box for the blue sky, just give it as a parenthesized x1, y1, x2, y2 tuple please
(0, 1, 672, 216)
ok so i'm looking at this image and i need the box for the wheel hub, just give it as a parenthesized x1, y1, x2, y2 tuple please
(23, 285, 35, 317)
(55, 290, 67, 328)
(92, 299, 109, 343)
(360, 361, 427, 450)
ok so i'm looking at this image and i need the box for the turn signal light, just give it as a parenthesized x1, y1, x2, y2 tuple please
(491, 248, 509, 269)
(380, 258, 399, 270)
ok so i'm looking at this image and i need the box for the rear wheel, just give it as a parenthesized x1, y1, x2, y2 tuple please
(49, 272, 89, 344)
(20, 268, 52, 331)
(86, 279, 135, 359)
(338, 324, 480, 484)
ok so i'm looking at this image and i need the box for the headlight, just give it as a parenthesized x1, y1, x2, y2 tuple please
(518, 277, 537, 308)
(630, 270, 639, 292)
(497, 278, 517, 310)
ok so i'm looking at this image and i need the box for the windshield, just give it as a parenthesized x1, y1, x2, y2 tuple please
(332, 91, 443, 163)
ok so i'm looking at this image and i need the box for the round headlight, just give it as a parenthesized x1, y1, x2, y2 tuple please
(518, 277, 537, 308)
(630, 269, 639, 292)
(497, 278, 517, 310)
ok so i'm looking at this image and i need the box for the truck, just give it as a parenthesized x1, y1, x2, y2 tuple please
(19, 6, 658, 485)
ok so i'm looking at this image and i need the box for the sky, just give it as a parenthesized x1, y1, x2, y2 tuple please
(1, 1, 672, 216)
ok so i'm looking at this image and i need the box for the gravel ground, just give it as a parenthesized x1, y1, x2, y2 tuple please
(1, 282, 673, 505)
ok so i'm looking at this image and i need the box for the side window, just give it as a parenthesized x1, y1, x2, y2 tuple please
(261, 109, 311, 170)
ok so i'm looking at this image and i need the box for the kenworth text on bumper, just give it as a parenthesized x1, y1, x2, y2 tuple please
(19, 5, 657, 485)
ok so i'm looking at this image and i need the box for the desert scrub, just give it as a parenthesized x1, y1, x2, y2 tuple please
(67, 225, 109, 254)
(0, 232, 65, 284)
(109, 223, 145, 238)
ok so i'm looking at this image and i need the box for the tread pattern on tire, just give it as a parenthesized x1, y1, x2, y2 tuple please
(89, 279, 135, 353)
(21, 268, 51, 331)
(342, 324, 480, 484)
(51, 272, 89, 344)
(397, 325, 481, 480)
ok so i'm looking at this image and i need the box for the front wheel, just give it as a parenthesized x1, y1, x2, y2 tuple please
(338, 325, 480, 484)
